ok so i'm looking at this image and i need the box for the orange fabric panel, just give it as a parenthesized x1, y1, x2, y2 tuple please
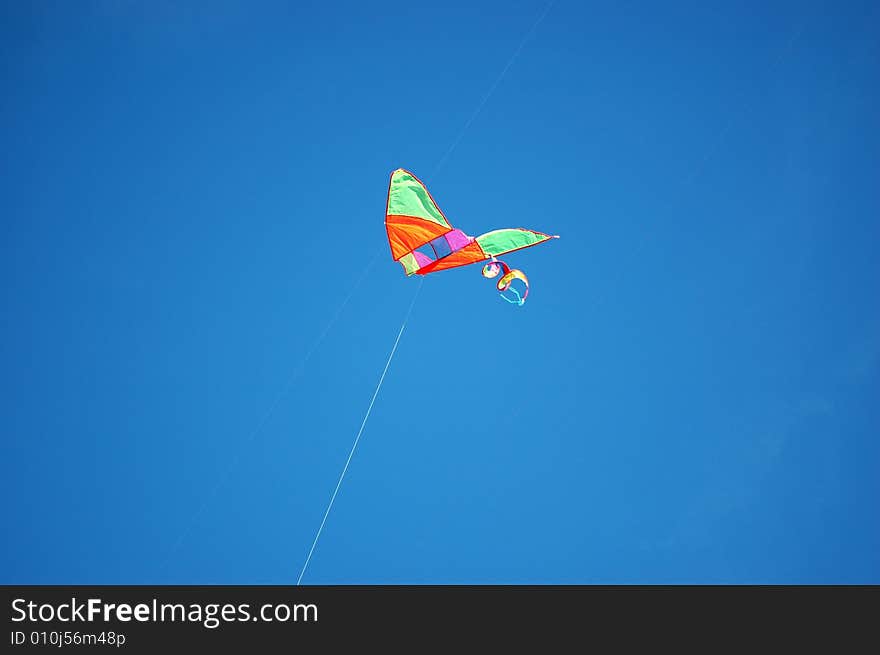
(417, 240, 487, 274)
(386, 214, 451, 261)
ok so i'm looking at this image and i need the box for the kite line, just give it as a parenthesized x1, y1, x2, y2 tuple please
(295, 1, 556, 585)
(297, 277, 424, 585)
(434, 0, 557, 173)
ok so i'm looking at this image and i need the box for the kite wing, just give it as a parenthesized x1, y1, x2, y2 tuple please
(384, 169, 557, 276)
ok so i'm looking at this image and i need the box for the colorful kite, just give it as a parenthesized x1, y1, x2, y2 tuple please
(385, 168, 558, 305)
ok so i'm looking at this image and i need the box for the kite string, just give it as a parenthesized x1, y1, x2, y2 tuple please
(296, 277, 424, 585)
(296, 2, 554, 584)
(432, 0, 557, 174)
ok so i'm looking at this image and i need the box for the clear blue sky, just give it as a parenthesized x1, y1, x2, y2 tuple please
(2, 1, 878, 584)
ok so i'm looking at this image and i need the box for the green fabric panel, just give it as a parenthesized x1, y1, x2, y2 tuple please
(387, 170, 450, 227)
(399, 252, 419, 276)
(475, 229, 550, 256)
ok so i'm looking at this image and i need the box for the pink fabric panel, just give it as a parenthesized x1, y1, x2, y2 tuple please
(444, 229, 472, 252)
(412, 250, 433, 268)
